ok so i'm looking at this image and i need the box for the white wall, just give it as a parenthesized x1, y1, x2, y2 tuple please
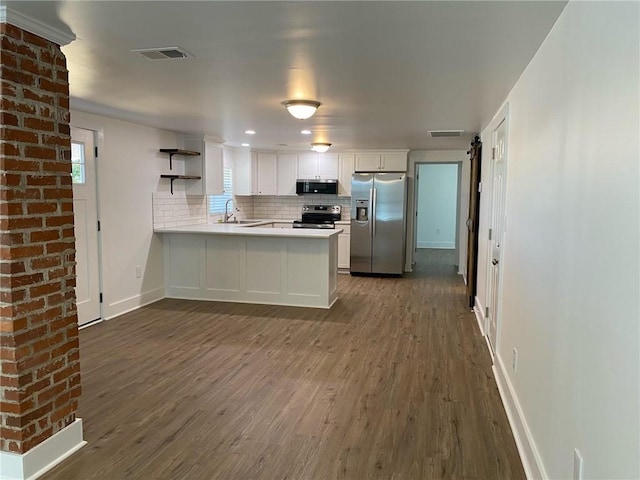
(406, 150, 469, 274)
(70, 110, 181, 319)
(416, 164, 458, 249)
(476, 2, 639, 478)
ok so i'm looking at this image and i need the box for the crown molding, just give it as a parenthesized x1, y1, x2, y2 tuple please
(0, 5, 75, 46)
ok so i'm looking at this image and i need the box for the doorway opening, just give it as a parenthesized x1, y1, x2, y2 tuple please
(414, 163, 460, 274)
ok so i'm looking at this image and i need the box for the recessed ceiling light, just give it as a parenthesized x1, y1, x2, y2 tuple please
(241, 143, 250, 147)
(301, 129, 312, 135)
(245, 130, 256, 135)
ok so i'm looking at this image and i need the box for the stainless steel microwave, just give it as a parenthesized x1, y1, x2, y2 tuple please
(296, 179, 338, 195)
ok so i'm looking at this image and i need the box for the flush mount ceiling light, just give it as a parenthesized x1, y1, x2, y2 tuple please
(311, 142, 331, 153)
(282, 100, 321, 120)
(301, 129, 312, 135)
(244, 130, 256, 135)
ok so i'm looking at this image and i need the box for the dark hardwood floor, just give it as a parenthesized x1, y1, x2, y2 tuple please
(43, 249, 524, 479)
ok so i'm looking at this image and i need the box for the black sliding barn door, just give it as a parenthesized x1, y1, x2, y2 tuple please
(466, 136, 482, 308)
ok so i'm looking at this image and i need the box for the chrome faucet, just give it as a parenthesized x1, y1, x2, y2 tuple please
(224, 198, 236, 223)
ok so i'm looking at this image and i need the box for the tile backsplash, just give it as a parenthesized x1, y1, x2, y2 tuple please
(153, 193, 352, 228)
(152, 192, 208, 229)
(250, 195, 351, 221)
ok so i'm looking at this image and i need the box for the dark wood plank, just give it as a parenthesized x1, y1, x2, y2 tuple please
(42, 249, 524, 480)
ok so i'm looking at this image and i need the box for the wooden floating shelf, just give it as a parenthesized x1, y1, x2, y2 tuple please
(159, 148, 201, 170)
(160, 175, 202, 194)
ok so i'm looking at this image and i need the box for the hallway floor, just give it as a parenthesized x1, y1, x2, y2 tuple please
(43, 249, 524, 479)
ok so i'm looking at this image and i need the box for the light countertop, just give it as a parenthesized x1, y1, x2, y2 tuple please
(155, 222, 343, 238)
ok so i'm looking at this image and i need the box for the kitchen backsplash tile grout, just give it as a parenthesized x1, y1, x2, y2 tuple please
(246, 195, 351, 221)
(152, 192, 208, 229)
(153, 193, 351, 227)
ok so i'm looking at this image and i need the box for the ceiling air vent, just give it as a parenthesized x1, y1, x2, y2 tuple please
(131, 47, 192, 60)
(428, 130, 464, 138)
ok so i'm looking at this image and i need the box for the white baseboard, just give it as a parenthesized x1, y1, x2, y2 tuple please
(0, 419, 85, 480)
(473, 297, 494, 362)
(473, 296, 486, 336)
(493, 357, 547, 480)
(104, 286, 165, 320)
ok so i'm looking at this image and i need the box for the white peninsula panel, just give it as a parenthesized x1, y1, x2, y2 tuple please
(159, 224, 340, 309)
(245, 237, 282, 295)
(205, 236, 241, 293)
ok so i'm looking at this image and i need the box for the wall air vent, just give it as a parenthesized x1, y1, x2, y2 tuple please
(428, 130, 464, 138)
(131, 47, 193, 60)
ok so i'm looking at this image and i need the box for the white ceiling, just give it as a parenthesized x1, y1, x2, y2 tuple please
(10, 1, 567, 151)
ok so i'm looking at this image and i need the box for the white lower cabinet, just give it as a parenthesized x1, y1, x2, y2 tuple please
(337, 224, 351, 269)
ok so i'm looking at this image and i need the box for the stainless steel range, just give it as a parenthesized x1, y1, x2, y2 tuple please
(292, 205, 341, 229)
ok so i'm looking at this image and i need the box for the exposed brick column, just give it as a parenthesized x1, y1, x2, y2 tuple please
(0, 23, 80, 454)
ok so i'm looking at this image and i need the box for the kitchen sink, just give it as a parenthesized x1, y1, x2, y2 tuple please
(225, 219, 264, 225)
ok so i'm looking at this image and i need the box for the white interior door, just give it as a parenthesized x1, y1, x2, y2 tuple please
(71, 127, 101, 326)
(487, 119, 507, 352)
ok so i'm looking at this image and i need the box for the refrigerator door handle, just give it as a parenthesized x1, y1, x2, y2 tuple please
(369, 188, 374, 236)
(372, 187, 377, 237)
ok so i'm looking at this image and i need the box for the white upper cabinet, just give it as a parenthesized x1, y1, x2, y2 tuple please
(355, 150, 408, 172)
(256, 152, 276, 195)
(338, 153, 355, 196)
(355, 153, 381, 172)
(183, 135, 224, 195)
(232, 148, 407, 197)
(276, 153, 298, 196)
(381, 152, 408, 171)
(298, 153, 318, 179)
(204, 141, 224, 194)
(318, 153, 339, 179)
(232, 148, 255, 196)
(298, 152, 339, 179)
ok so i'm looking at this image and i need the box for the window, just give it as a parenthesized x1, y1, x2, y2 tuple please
(209, 165, 233, 214)
(71, 142, 86, 184)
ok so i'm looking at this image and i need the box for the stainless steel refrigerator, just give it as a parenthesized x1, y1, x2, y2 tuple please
(350, 172, 407, 275)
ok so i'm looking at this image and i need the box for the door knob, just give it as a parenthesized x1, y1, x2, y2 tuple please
(492, 259, 499, 265)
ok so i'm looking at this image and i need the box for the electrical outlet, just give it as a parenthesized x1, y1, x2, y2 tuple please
(573, 449, 583, 480)
(135, 266, 142, 278)
(512, 347, 518, 372)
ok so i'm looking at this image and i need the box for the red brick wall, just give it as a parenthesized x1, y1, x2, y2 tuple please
(0, 23, 80, 454)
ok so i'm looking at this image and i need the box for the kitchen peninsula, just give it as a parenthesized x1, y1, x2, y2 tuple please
(154, 222, 342, 308)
